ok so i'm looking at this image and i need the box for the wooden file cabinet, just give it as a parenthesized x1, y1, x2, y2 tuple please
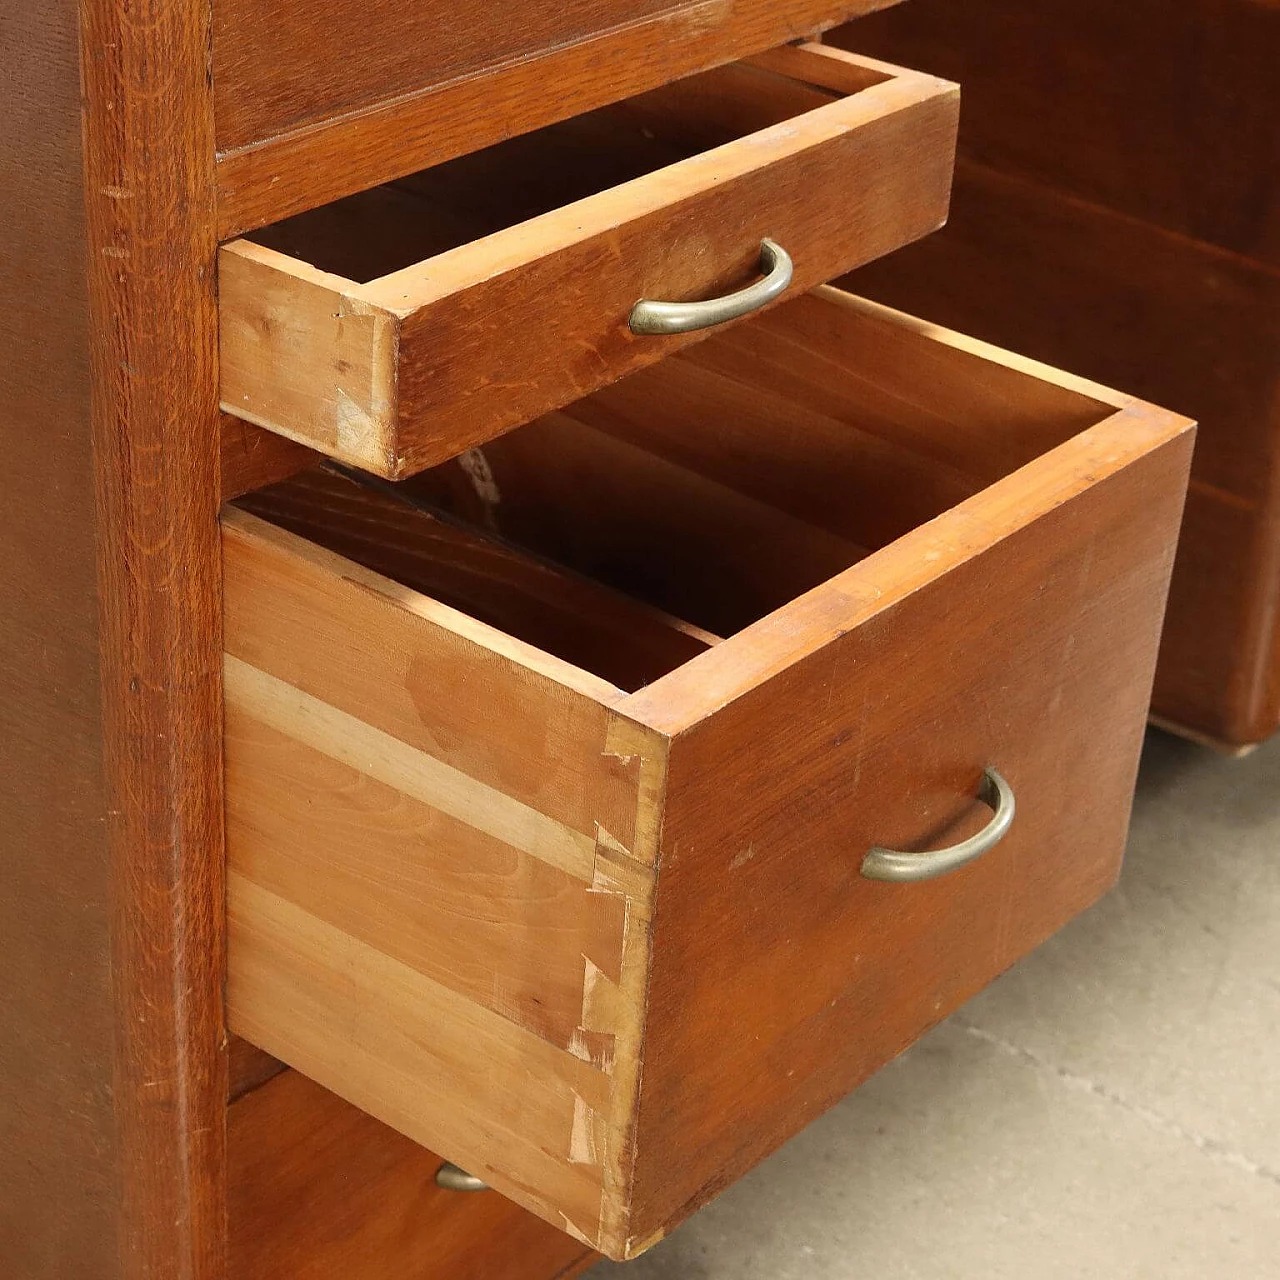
(2, 1, 1194, 1276)
(830, 0, 1280, 751)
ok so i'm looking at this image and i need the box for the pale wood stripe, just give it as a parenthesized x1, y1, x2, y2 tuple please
(226, 704, 626, 1046)
(225, 654, 598, 882)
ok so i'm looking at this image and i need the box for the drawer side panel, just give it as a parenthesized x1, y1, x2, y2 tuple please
(222, 510, 668, 1250)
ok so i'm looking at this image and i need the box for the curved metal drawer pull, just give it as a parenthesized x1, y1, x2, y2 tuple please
(860, 768, 1015, 884)
(629, 239, 793, 335)
(435, 1162, 489, 1193)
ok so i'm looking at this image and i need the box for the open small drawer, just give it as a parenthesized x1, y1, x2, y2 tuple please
(222, 288, 1193, 1259)
(218, 44, 959, 479)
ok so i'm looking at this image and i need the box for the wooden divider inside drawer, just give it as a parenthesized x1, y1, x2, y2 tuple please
(223, 288, 1193, 1258)
(218, 45, 959, 478)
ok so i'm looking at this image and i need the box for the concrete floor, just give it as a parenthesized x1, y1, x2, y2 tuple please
(598, 730, 1280, 1279)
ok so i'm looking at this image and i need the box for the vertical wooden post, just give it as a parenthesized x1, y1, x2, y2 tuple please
(80, 0, 227, 1273)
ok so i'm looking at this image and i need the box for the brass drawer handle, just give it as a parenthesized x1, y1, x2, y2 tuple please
(629, 239, 793, 335)
(435, 1162, 489, 1192)
(860, 768, 1015, 883)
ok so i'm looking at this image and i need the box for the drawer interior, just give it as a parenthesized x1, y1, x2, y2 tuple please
(235, 467, 719, 694)
(242, 60, 880, 285)
(240, 287, 1115, 688)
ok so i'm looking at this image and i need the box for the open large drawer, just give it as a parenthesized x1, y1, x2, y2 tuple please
(222, 288, 1193, 1259)
(218, 45, 959, 478)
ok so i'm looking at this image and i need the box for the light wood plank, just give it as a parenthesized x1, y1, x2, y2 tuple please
(219, 242, 401, 474)
(228, 874, 612, 1241)
(223, 507, 670, 1252)
(227, 656, 599, 881)
(222, 508, 655, 857)
(235, 466, 718, 690)
(226, 706, 626, 1049)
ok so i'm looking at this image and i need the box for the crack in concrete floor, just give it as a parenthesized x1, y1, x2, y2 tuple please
(952, 1018, 1280, 1190)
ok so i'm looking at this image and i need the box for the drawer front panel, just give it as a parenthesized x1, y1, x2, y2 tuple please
(219, 46, 959, 479)
(624, 410, 1193, 1237)
(224, 289, 1193, 1259)
(217, 0, 685, 150)
(214, 1, 905, 232)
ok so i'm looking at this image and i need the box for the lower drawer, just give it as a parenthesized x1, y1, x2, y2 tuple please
(228, 1068, 595, 1280)
(223, 287, 1194, 1259)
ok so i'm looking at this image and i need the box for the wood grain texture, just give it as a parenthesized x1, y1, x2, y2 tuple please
(213, 0, 903, 235)
(847, 160, 1280, 746)
(222, 509, 650, 839)
(215, 0, 682, 148)
(225, 288, 1192, 1257)
(0, 4, 112, 1274)
(79, 0, 227, 1274)
(624, 403, 1194, 1248)
(220, 47, 957, 481)
(405, 411, 872, 637)
(243, 55, 884, 282)
(836, 0, 1280, 265)
(227, 1037, 287, 1102)
(605, 300, 1188, 1247)
(236, 468, 717, 690)
(544, 297, 1113, 554)
(221, 412, 319, 501)
(219, 46, 957, 478)
(227, 1069, 595, 1280)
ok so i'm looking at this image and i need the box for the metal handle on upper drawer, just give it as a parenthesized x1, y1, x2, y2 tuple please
(628, 239, 793, 335)
(435, 1162, 488, 1192)
(860, 768, 1015, 884)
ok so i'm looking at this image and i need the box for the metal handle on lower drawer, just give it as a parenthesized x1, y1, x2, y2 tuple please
(435, 1162, 489, 1192)
(860, 768, 1015, 884)
(628, 239, 793, 335)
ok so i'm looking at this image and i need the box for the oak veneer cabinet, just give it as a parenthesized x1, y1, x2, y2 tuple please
(831, 0, 1280, 750)
(3, 1, 1191, 1277)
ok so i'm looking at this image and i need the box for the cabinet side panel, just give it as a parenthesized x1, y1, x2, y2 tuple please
(0, 2, 113, 1274)
(833, 0, 1280, 746)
